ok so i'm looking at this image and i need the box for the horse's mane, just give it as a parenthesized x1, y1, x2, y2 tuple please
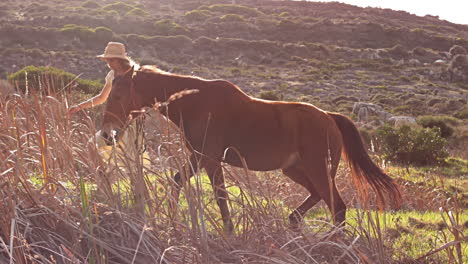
(139, 65, 169, 74)
(138, 65, 211, 82)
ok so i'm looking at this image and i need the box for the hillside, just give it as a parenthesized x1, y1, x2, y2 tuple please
(1, 0, 467, 119)
(1, 1, 467, 263)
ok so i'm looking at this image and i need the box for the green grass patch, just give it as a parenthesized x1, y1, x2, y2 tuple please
(305, 208, 468, 262)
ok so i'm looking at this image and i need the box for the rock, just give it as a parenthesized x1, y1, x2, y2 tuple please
(433, 59, 447, 65)
(352, 102, 391, 122)
(388, 116, 417, 127)
(408, 59, 420, 66)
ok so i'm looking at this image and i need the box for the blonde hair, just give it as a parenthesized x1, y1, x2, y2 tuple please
(107, 57, 140, 71)
(127, 57, 140, 69)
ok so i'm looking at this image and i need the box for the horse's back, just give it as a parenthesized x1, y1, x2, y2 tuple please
(217, 98, 342, 170)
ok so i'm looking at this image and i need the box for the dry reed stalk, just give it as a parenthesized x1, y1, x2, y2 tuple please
(4, 80, 457, 263)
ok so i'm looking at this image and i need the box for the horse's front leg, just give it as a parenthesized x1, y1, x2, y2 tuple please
(204, 161, 234, 235)
(170, 154, 199, 220)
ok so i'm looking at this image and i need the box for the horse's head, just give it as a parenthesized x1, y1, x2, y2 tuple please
(101, 66, 144, 145)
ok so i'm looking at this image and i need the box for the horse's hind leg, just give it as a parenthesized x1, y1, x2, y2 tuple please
(301, 155, 346, 226)
(204, 161, 234, 234)
(282, 166, 322, 228)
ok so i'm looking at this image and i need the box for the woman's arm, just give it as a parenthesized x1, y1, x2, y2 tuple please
(68, 71, 114, 114)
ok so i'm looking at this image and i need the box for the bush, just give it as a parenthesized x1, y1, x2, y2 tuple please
(417, 115, 458, 138)
(454, 107, 468, 119)
(102, 2, 134, 15)
(220, 14, 246, 23)
(259, 90, 280, 101)
(8, 66, 101, 95)
(358, 128, 374, 150)
(60, 24, 95, 41)
(125, 8, 149, 17)
(207, 4, 264, 17)
(154, 19, 189, 36)
(60, 25, 114, 45)
(387, 44, 408, 58)
(278, 19, 301, 30)
(184, 10, 212, 22)
(82, 0, 100, 9)
(376, 125, 448, 166)
(105, 10, 119, 17)
(94, 26, 114, 41)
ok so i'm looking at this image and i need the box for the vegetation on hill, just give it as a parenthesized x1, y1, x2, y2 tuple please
(8, 65, 102, 94)
(0, 0, 467, 263)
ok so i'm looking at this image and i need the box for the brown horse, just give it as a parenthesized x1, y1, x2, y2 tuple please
(101, 66, 402, 233)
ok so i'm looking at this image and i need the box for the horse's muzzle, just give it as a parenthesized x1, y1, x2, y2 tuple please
(101, 129, 120, 146)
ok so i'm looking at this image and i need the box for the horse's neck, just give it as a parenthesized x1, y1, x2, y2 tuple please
(154, 74, 192, 102)
(146, 74, 182, 115)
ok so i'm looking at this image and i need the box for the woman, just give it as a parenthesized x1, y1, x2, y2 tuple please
(68, 42, 138, 114)
(69, 42, 168, 168)
(69, 42, 147, 168)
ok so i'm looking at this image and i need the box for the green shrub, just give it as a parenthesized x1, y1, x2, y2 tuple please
(102, 1, 134, 15)
(376, 125, 448, 166)
(207, 4, 264, 17)
(220, 14, 246, 23)
(8, 66, 101, 95)
(125, 8, 149, 17)
(278, 19, 301, 30)
(154, 19, 189, 35)
(427, 98, 443, 106)
(94, 26, 114, 42)
(358, 128, 374, 150)
(388, 44, 408, 58)
(82, 0, 100, 9)
(259, 90, 280, 101)
(454, 107, 468, 119)
(417, 115, 458, 138)
(392, 102, 425, 116)
(60, 25, 114, 44)
(184, 10, 212, 22)
(60, 24, 95, 41)
(442, 157, 468, 176)
(94, 26, 113, 37)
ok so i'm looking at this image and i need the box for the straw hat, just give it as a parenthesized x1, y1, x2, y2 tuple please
(96, 42, 129, 60)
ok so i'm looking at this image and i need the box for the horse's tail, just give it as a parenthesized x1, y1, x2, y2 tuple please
(328, 112, 402, 209)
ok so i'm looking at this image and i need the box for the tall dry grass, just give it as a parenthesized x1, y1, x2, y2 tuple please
(0, 85, 464, 263)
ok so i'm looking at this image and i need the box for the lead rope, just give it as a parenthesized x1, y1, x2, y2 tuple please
(135, 115, 146, 154)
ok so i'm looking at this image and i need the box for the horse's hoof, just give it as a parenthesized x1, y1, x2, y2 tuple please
(288, 211, 303, 230)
